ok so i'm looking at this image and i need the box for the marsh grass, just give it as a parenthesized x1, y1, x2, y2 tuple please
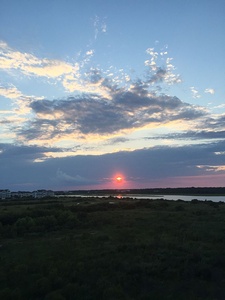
(0, 197, 225, 299)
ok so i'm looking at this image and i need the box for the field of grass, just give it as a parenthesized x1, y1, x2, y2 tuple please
(1, 197, 225, 299)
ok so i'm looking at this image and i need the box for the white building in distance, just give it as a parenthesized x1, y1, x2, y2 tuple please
(0, 189, 11, 200)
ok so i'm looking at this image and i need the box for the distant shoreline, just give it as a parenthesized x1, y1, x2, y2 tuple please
(56, 187, 225, 197)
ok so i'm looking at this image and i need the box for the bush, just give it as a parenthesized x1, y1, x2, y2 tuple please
(45, 290, 65, 300)
(15, 216, 35, 235)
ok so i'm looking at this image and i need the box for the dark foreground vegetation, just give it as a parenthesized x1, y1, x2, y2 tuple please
(1, 197, 225, 299)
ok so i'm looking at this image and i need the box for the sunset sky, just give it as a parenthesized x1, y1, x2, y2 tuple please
(1, 0, 225, 191)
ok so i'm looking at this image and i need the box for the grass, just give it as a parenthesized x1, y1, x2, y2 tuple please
(0, 197, 225, 299)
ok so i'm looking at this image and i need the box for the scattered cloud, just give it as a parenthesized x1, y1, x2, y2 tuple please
(93, 15, 107, 40)
(205, 88, 215, 95)
(190, 86, 201, 98)
(0, 42, 183, 105)
(145, 48, 181, 85)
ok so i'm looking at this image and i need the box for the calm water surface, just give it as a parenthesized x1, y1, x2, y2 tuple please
(58, 194, 225, 202)
(125, 194, 225, 202)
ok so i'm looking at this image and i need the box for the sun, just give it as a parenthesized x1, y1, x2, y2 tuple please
(116, 176, 123, 183)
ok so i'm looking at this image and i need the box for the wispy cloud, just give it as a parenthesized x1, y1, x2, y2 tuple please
(93, 15, 107, 40)
(56, 168, 96, 185)
(0, 85, 44, 142)
(205, 88, 215, 95)
(197, 165, 225, 172)
(190, 86, 201, 98)
(0, 41, 78, 78)
(0, 41, 81, 94)
(145, 130, 225, 141)
(0, 85, 23, 99)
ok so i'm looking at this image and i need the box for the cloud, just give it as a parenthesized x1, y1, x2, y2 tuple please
(86, 49, 94, 56)
(145, 48, 158, 71)
(85, 68, 102, 83)
(145, 48, 181, 85)
(213, 104, 225, 109)
(197, 165, 225, 172)
(0, 84, 43, 116)
(200, 114, 225, 131)
(146, 130, 225, 141)
(1, 41, 220, 161)
(1, 42, 112, 106)
(0, 85, 45, 141)
(105, 137, 130, 145)
(0, 143, 62, 161)
(0, 85, 23, 99)
(0, 41, 78, 78)
(0, 42, 183, 100)
(0, 41, 81, 94)
(190, 87, 201, 98)
(17, 89, 206, 143)
(93, 15, 107, 40)
(1, 141, 225, 190)
(205, 88, 215, 95)
(56, 169, 95, 185)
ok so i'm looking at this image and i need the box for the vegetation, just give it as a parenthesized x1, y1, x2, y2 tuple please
(1, 196, 225, 299)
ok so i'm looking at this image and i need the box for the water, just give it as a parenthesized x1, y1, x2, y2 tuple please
(57, 194, 225, 202)
(123, 194, 225, 202)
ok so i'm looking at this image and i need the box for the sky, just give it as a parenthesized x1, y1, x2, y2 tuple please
(0, 0, 225, 191)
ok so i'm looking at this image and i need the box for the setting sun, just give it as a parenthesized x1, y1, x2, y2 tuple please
(116, 176, 123, 183)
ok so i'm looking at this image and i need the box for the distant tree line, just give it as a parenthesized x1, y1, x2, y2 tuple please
(63, 187, 225, 196)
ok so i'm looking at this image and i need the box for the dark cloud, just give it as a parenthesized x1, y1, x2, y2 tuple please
(0, 119, 12, 124)
(146, 130, 225, 141)
(86, 68, 102, 83)
(104, 137, 130, 145)
(20, 89, 206, 141)
(20, 119, 60, 140)
(200, 115, 225, 130)
(0, 143, 61, 157)
(148, 67, 167, 84)
(128, 80, 150, 96)
(84, 68, 120, 92)
(0, 143, 63, 190)
(1, 141, 225, 191)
